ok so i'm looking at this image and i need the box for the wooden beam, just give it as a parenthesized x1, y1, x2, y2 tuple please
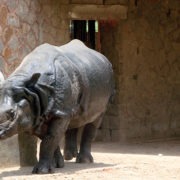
(68, 5, 128, 20)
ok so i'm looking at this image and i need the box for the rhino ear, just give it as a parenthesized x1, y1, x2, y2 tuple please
(25, 73, 41, 87)
(0, 71, 5, 88)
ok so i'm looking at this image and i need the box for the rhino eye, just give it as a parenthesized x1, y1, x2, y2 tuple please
(7, 109, 15, 119)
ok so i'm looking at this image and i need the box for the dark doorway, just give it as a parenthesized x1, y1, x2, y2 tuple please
(70, 20, 100, 51)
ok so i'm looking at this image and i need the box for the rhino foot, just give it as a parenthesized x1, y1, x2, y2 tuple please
(32, 160, 54, 174)
(54, 149, 64, 168)
(64, 149, 78, 160)
(76, 152, 94, 163)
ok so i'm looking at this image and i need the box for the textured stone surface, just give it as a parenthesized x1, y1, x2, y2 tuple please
(0, 135, 19, 167)
(0, 0, 70, 76)
(114, 0, 180, 141)
(105, 0, 128, 5)
(99, 0, 180, 142)
(71, 0, 103, 4)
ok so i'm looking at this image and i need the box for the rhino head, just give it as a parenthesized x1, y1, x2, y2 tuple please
(0, 97, 33, 139)
(0, 73, 41, 140)
(0, 98, 19, 139)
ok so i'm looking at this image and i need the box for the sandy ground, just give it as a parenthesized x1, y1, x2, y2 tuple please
(0, 141, 180, 180)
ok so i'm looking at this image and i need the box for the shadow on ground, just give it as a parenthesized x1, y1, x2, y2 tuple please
(0, 161, 115, 178)
(0, 141, 180, 179)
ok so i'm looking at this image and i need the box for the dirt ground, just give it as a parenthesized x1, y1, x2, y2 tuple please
(0, 140, 180, 180)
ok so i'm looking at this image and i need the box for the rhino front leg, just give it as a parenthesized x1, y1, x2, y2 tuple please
(32, 119, 69, 174)
(32, 135, 56, 174)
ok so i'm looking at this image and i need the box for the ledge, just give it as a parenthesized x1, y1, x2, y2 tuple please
(68, 5, 128, 20)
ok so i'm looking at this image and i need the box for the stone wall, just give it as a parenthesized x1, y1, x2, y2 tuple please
(114, 0, 180, 141)
(90, 0, 180, 142)
(99, 21, 121, 141)
(0, 0, 70, 76)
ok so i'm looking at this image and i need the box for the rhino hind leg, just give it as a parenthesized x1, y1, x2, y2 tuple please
(53, 146, 64, 168)
(76, 114, 103, 163)
(64, 128, 78, 160)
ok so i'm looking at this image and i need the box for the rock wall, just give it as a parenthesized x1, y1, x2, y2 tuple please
(0, 0, 70, 76)
(111, 0, 180, 141)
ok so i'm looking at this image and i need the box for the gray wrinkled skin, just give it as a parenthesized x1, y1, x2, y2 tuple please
(0, 40, 114, 174)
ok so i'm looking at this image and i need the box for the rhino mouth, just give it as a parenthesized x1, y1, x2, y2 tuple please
(0, 128, 7, 139)
(0, 112, 18, 140)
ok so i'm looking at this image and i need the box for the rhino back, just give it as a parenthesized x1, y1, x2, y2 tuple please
(55, 40, 114, 127)
(58, 40, 113, 104)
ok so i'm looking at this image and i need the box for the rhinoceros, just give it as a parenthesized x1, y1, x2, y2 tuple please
(0, 39, 114, 174)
